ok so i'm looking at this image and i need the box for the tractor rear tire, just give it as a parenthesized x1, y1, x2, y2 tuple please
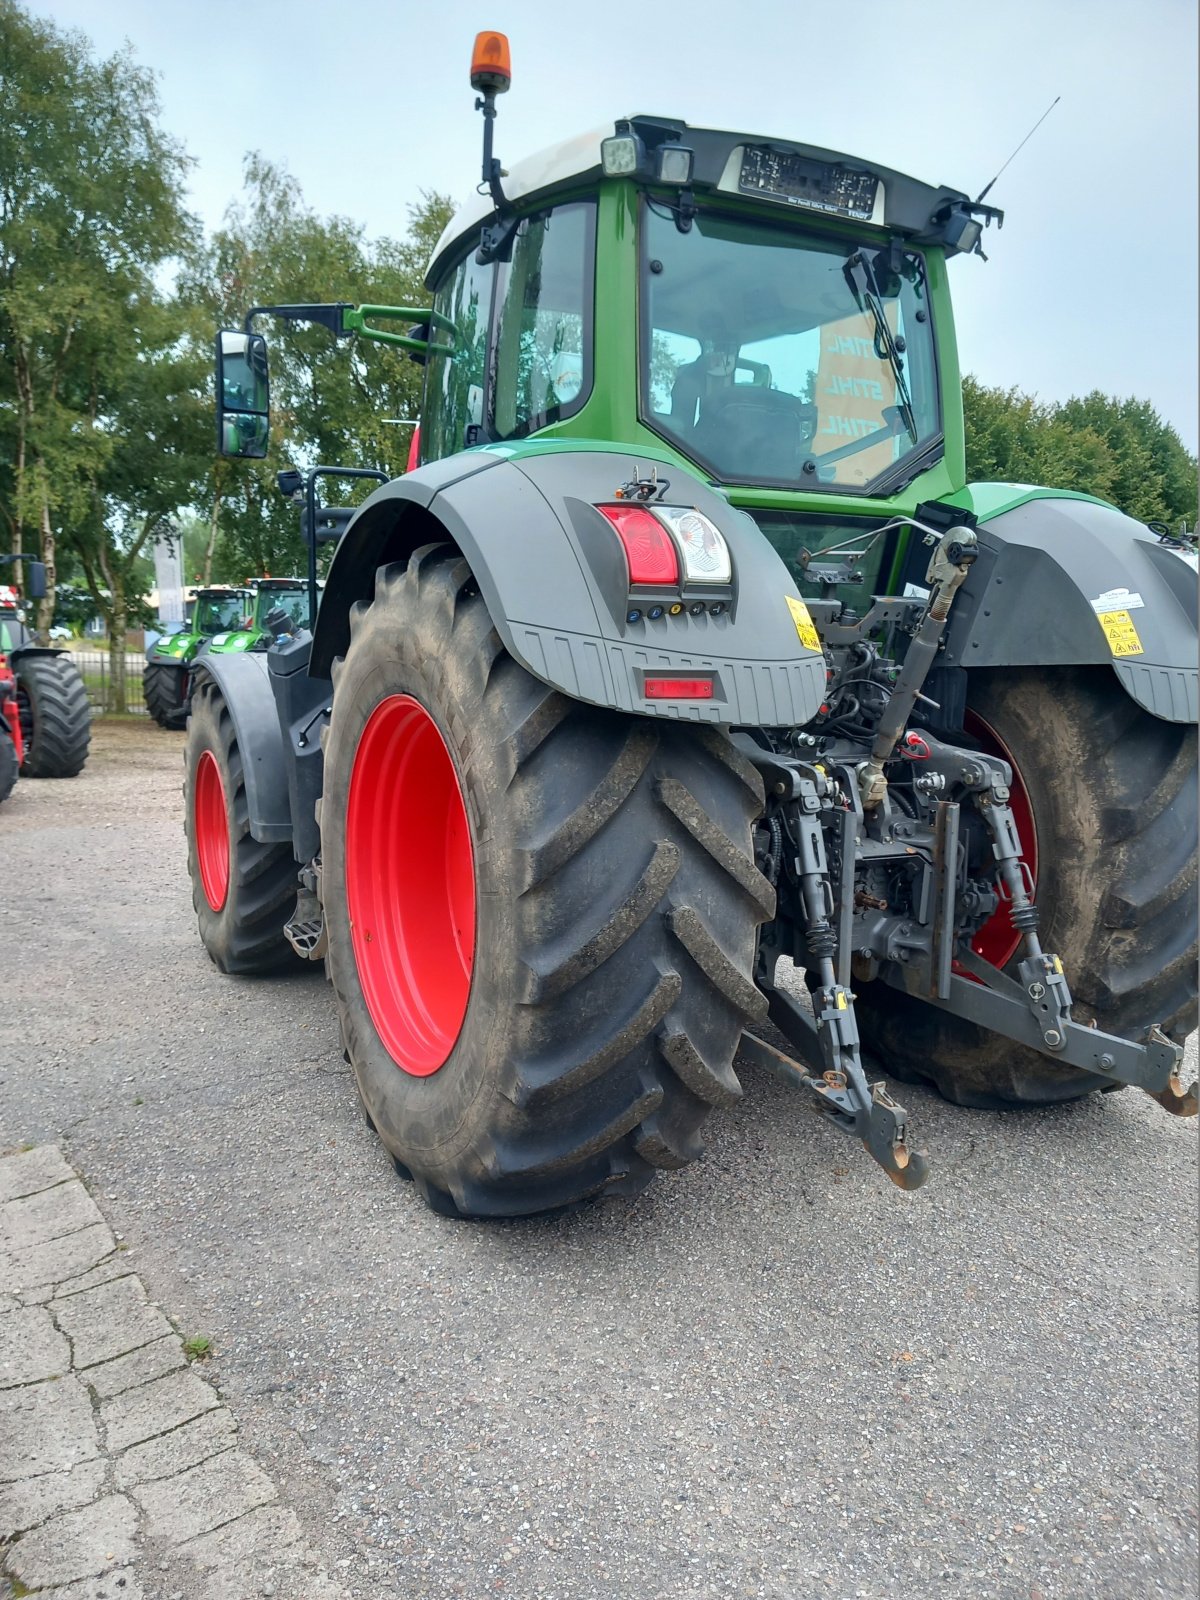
(859, 666, 1197, 1109)
(184, 676, 300, 975)
(319, 546, 773, 1219)
(144, 662, 190, 729)
(16, 653, 91, 778)
(0, 730, 16, 805)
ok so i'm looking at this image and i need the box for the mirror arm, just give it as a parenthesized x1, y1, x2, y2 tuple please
(243, 303, 355, 337)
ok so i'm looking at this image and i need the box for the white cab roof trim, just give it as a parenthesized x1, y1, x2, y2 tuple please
(428, 123, 615, 282)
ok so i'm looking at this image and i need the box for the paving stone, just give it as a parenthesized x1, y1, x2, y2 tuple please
(114, 1404, 237, 1488)
(0, 1143, 75, 1202)
(0, 1303, 71, 1386)
(5, 1493, 137, 1588)
(133, 1448, 276, 1544)
(56, 1254, 136, 1298)
(180, 1501, 306, 1572)
(102, 1365, 221, 1453)
(0, 1180, 105, 1252)
(52, 1275, 173, 1369)
(37, 1575, 145, 1600)
(20, 1280, 56, 1304)
(0, 1289, 20, 1314)
(84, 1334, 186, 1400)
(0, 1457, 107, 1536)
(0, 1374, 98, 1483)
(11, 1224, 116, 1291)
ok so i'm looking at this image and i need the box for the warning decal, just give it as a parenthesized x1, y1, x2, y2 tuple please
(1095, 609, 1145, 657)
(785, 595, 822, 653)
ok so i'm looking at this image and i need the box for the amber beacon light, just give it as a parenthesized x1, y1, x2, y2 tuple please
(470, 31, 512, 92)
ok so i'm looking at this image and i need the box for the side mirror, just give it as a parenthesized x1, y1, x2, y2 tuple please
(405, 322, 431, 366)
(215, 331, 270, 459)
(27, 561, 47, 601)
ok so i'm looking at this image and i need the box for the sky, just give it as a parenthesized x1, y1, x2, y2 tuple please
(29, 0, 1200, 451)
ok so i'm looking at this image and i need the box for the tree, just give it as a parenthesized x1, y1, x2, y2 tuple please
(0, 2, 199, 636)
(963, 377, 1197, 525)
(183, 159, 453, 581)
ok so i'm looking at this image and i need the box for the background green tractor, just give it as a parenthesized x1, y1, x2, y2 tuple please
(184, 33, 1197, 1219)
(198, 576, 322, 663)
(144, 587, 252, 729)
(0, 557, 91, 780)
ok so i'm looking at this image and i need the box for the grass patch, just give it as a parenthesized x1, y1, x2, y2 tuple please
(183, 1334, 213, 1361)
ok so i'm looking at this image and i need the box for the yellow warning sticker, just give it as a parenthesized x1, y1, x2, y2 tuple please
(785, 594, 822, 653)
(1095, 609, 1145, 658)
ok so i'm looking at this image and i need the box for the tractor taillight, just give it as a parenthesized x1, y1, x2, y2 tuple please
(598, 505, 680, 587)
(644, 677, 714, 700)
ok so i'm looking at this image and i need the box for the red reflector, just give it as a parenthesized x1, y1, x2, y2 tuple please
(644, 677, 714, 700)
(598, 504, 679, 586)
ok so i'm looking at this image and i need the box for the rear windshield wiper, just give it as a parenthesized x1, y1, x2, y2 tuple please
(841, 247, 917, 445)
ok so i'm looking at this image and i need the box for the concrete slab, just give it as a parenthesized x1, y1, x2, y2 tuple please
(5, 1493, 137, 1589)
(133, 1448, 277, 1544)
(179, 1501, 306, 1572)
(0, 1143, 75, 1202)
(84, 1333, 187, 1401)
(0, 1457, 107, 1537)
(0, 1180, 105, 1251)
(0, 1304, 70, 1386)
(55, 1254, 137, 1298)
(102, 1365, 221, 1453)
(0, 1375, 98, 1483)
(113, 1405, 237, 1488)
(53, 1274, 173, 1369)
(10, 1224, 117, 1291)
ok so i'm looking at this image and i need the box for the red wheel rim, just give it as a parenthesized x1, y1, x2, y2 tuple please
(346, 695, 476, 1076)
(964, 708, 1038, 969)
(194, 750, 230, 912)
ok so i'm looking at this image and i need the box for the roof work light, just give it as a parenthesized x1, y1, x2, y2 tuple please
(470, 31, 512, 93)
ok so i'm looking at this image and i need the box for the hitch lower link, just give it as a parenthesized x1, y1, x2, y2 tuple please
(745, 776, 932, 1191)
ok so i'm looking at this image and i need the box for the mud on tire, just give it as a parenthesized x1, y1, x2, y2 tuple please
(16, 653, 91, 778)
(320, 546, 775, 1219)
(184, 676, 300, 975)
(859, 666, 1198, 1108)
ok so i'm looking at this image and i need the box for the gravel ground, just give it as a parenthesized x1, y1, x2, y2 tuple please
(2, 719, 1196, 1600)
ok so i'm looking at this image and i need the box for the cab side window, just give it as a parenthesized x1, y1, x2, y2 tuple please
(491, 203, 595, 439)
(421, 251, 495, 464)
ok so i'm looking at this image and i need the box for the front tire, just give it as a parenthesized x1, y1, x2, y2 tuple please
(0, 730, 16, 805)
(859, 667, 1197, 1108)
(184, 677, 300, 974)
(16, 653, 90, 777)
(144, 661, 190, 729)
(320, 547, 774, 1218)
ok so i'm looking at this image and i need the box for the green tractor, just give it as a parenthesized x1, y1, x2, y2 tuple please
(198, 576, 322, 663)
(144, 588, 253, 728)
(185, 33, 1197, 1218)
(0, 557, 91, 781)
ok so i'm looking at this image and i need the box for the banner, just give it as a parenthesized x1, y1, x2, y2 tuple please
(813, 309, 901, 488)
(153, 533, 185, 625)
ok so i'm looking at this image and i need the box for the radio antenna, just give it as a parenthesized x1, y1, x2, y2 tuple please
(975, 95, 1061, 204)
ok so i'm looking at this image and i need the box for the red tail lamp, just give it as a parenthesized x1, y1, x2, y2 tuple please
(644, 678, 714, 700)
(470, 31, 512, 92)
(598, 504, 680, 586)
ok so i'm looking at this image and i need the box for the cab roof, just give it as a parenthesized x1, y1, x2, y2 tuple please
(427, 115, 973, 284)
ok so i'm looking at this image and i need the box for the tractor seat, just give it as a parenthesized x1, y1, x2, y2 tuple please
(692, 388, 818, 481)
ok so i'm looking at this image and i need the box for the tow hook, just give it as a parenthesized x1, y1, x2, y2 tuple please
(1143, 1026, 1199, 1118)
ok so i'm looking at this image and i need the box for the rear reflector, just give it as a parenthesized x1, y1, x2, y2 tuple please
(644, 677, 714, 699)
(598, 504, 680, 586)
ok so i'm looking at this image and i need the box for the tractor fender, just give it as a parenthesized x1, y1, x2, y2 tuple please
(936, 493, 1198, 723)
(311, 446, 827, 728)
(10, 644, 68, 664)
(192, 653, 293, 844)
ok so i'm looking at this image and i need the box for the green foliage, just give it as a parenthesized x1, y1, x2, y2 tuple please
(963, 378, 1197, 526)
(183, 159, 452, 580)
(0, 0, 200, 647)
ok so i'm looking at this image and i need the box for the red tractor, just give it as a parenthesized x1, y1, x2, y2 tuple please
(0, 557, 91, 798)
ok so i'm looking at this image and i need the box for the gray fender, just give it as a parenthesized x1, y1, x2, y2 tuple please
(310, 446, 826, 728)
(943, 496, 1198, 723)
(193, 653, 293, 844)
